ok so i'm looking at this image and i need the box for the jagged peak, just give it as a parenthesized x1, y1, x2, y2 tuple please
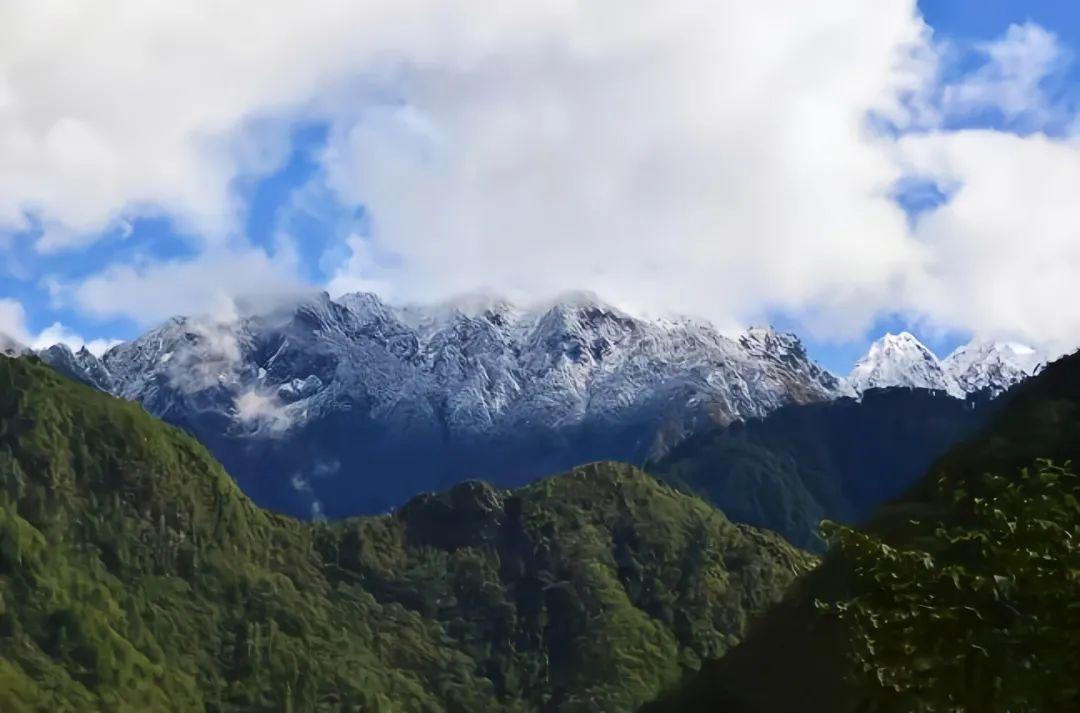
(524, 291, 633, 325)
(848, 332, 1047, 399)
(41, 288, 852, 450)
(42, 342, 75, 357)
(942, 339, 1045, 396)
(944, 339, 1042, 370)
(850, 331, 962, 398)
(870, 330, 931, 351)
(854, 332, 941, 370)
(335, 290, 386, 312)
(741, 325, 804, 351)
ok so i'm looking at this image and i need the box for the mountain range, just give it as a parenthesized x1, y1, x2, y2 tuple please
(21, 292, 1042, 519)
(2, 299, 1073, 712)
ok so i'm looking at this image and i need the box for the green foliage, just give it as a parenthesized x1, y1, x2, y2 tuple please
(651, 388, 990, 550)
(645, 353, 1080, 713)
(0, 356, 810, 712)
(818, 460, 1080, 712)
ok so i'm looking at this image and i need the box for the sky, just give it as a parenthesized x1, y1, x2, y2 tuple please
(1, 1, 1080, 373)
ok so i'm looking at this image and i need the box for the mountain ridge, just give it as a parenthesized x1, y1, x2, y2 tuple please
(23, 293, 1045, 518)
(33, 291, 852, 517)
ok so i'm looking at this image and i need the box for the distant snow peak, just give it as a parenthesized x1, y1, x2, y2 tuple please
(943, 340, 1044, 397)
(849, 332, 963, 398)
(850, 332, 1042, 399)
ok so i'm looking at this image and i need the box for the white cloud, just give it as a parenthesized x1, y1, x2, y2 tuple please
(66, 246, 310, 326)
(899, 129, 1080, 356)
(325, 235, 398, 299)
(0, 298, 31, 345)
(0, 0, 932, 336)
(321, 0, 933, 337)
(2, 2, 1080, 354)
(0, 297, 118, 354)
(941, 23, 1067, 128)
(235, 388, 294, 432)
(0, 1, 607, 249)
(30, 322, 121, 355)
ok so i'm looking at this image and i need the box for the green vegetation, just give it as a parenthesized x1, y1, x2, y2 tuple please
(820, 461, 1080, 712)
(0, 356, 811, 712)
(645, 353, 1080, 713)
(651, 388, 990, 550)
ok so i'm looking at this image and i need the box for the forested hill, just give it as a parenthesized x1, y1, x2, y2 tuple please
(644, 351, 1080, 713)
(649, 387, 994, 550)
(0, 355, 810, 712)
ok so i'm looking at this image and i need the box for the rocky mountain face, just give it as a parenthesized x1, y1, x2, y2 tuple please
(39, 291, 851, 518)
(849, 332, 1042, 399)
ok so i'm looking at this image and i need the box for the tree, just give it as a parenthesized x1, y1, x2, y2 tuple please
(818, 461, 1080, 712)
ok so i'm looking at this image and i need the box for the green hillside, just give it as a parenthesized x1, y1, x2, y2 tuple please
(650, 388, 991, 550)
(644, 351, 1080, 713)
(0, 355, 811, 712)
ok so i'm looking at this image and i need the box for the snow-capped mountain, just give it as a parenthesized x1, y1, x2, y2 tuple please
(38, 291, 851, 517)
(849, 332, 964, 398)
(942, 341, 1044, 397)
(849, 332, 1042, 399)
(28, 291, 1045, 517)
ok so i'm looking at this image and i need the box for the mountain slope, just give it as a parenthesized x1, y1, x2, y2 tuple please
(643, 349, 1080, 713)
(0, 356, 811, 712)
(39, 291, 850, 518)
(648, 387, 995, 550)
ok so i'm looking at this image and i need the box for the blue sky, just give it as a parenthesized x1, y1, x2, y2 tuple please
(806, 0, 1080, 371)
(2, 0, 1080, 373)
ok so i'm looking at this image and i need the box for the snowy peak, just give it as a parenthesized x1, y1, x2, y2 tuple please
(943, 341, 1043, 397)
(850, 332, 1043, 398)
(38, 292, 849, 442)
(849, 332, 963, 398)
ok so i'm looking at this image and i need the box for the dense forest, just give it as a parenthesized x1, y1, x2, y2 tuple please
(648, 351, 1080, 712)
(0, 356, 810, 712)
(650, 387, 993, 550)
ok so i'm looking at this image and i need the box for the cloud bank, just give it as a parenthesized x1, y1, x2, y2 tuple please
(1, 2, 1079, 354)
